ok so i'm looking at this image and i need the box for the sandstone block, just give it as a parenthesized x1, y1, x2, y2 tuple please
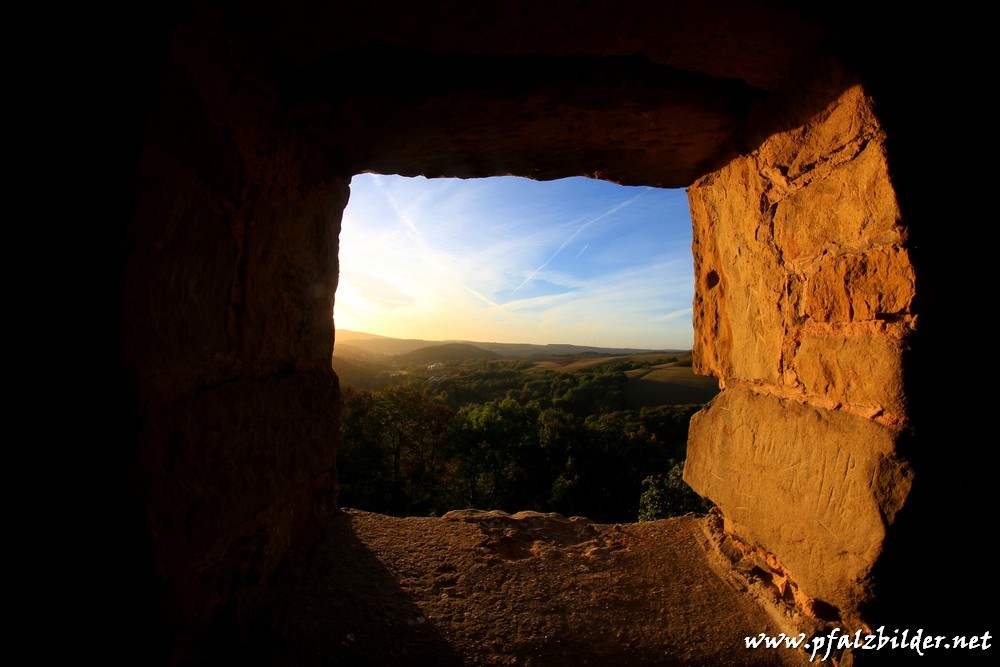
(802, 246, 914, 323)
(772, 141, 901, 260)
(689, 160, 783, 384)
(241, 183, 348, 365)
(684, 388, 911, 615)
(123, 148, 237, 378)
(755, 84, 877, 179)
(139, 371, 339, 624)
(792, 335, 905, 418)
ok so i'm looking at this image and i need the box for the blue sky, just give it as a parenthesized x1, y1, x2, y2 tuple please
(335, 174, 695, 349)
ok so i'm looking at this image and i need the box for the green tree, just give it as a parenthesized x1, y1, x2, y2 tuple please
(448, 398, 541, 510)
(338, 387, 392, 510)
(638, 462, 712, 521)
(338, 385, 454, 515)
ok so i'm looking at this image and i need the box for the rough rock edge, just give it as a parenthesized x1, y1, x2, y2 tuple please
(699, 508, 869, 667)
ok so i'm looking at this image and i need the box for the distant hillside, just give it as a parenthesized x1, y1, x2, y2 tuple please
(335, 330, 393, 341)
(335, 329, 687, 360)
(332, 355, 390, 391)
(332, 343, 380, 360)
(397, 343, 497, 363)
(335, 330, 435, 356)
(467, 341, 686, 358)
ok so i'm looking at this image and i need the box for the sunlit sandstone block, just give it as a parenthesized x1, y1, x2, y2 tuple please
(685, 388, 911, 617)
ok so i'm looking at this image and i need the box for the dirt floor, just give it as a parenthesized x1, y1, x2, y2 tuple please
(233, 509, 810, 666)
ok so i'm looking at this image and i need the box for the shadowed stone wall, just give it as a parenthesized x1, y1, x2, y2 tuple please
(122, 18, 350, 653)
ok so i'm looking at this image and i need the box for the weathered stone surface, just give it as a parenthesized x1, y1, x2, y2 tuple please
(122, 24, 352, 655)
(123, 145, 237, 380)
(689, 191, 734, 381)
(247, 510, 809, 666)
(250, 0, 826, 91)
(287, 50, 759, 188)
(139, 372, 339, 630)
(689, 77, 913, 394)
(802, 246, 915, 323)
(792, 335, 906, 419)
(684, 388, 912, 616)
(686, 75, 921, 635)
(688, 160, 784, 384)
(754, 83, 880, 184)
(240, 182, 348, 367)
(772, 141, 902, 260)
(687, 76, 916, 622)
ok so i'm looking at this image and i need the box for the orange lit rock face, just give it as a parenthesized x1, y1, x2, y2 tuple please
(685, 388, 912, 615)
(685, 80, 916, 621)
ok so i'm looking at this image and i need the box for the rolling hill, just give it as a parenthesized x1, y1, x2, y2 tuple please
(396, 343, 498, 363)
(334, 329, 686, 360)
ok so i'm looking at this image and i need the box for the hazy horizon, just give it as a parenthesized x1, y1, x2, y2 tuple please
(336, 326, 690, 352)
(335, 174, 695, 349)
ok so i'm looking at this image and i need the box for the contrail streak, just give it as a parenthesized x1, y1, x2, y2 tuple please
(510, 188, 650, 296)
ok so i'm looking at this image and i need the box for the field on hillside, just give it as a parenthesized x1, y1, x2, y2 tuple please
(523, 352, 716, 407)
(623, 366, 719, 407)
(334, 344, 718, 408)
(530, 352, 687, 373)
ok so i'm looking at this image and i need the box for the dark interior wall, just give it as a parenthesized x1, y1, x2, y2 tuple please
(118, 11, 350, 659)
(57, 2, 991, 664)
(834, 14, 997, 657)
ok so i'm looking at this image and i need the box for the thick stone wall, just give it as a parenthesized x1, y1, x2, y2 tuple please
(121, 19, 350, 654)
(685, 78, 916, 620)
(95, 2, 983, 662)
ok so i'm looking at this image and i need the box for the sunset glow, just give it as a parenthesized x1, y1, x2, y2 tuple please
(335, 174, 695, 349)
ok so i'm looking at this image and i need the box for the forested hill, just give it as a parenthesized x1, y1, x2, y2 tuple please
(397, 343, 497, 363)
